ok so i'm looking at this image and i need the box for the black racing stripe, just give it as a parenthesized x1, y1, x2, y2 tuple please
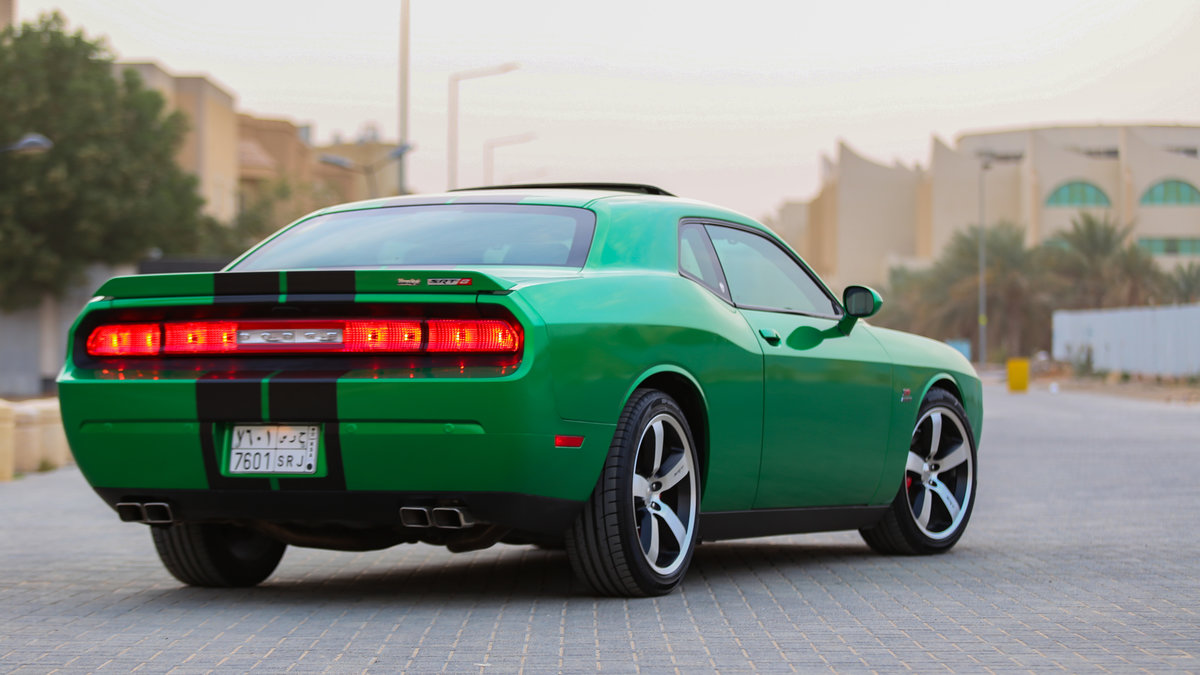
(267, 370, 343, 420)
(286, 270, 357, 295)
(214, 271, 280, 296)
(270, 370, 347, 491)
(196, 372, 271, 490)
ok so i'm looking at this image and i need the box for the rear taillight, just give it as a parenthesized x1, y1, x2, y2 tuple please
(343, 321, 423, 352)
(85, 318, 521, 357)
(426, 319, 520, 353)
(164, 321, 238, 354)
(86, 323, 161, 356)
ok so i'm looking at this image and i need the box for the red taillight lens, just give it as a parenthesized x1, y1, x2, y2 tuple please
(86, 323, 161, 356)
(343, 321, 422, 352)
(427, 319, 521, 352)
(163, 321, 238, 354)
(85, 318, 520, 357)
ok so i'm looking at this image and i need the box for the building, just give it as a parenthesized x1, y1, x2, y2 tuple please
(239, 114, 360, 224)
(794, 124, 1200, 294)
(118, 62, 239, 222)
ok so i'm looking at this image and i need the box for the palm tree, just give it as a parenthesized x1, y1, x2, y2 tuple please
(1041, 212, 1129, 310)
(881, 222, 1047, 361)
(1108, 244, 1167, 307)
(1167, 262, 1200, 304)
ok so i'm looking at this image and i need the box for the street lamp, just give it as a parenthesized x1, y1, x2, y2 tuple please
(1, 132, 53, 155)
(320, 143, 414, 199)
(483, 132, 536, 185)
(977, 151, 996, 366)
(447, 62, 519, 189)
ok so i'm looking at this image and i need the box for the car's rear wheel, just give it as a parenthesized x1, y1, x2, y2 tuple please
(860, 388, 977, 555)
(566, 389, 699, 597)
(151, 522, 286, 587)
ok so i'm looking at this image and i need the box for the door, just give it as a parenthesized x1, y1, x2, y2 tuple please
(703, 224, 894, 508)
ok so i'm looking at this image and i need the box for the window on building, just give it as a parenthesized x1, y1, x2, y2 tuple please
(1139, 179, 1200, 205)
(1137, 237, 1200, 256)
(1045, 181, 1111, 207)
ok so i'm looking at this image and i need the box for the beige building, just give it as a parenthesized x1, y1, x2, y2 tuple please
(788, 124, 1200, 293)
(120, 62, 239, 222)
(238, 114, 360, 224)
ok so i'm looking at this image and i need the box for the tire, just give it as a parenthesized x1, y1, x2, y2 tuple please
(860, 388, 977, 555)
(151, 522, 286, 587)
(565, 389, 700, 597)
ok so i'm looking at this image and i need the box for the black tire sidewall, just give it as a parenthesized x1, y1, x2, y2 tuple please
(613, 391, 700, 595)
(892, 389, 978, 553)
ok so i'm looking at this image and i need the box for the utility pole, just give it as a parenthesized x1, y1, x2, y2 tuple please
(397, 0, 410, 195)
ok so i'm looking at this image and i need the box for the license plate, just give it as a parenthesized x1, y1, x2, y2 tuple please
(229, 424, 319, 474)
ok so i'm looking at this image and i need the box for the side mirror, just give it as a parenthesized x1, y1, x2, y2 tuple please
(838, 285, 882, 334)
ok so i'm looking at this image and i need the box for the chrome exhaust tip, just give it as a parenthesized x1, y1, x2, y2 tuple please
(116, 502, 145, 522)
(142, 502, 174, 524)
(431, 506, 475, 529)
(399, 506, 433, 528)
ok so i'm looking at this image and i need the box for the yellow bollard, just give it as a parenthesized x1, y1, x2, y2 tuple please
(0, 400, 14, 481)
(1007, 357, 1030, 393)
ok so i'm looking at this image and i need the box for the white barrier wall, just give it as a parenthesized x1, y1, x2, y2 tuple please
(1053, 304, 1200, 377)
(0, 398, 71, 480)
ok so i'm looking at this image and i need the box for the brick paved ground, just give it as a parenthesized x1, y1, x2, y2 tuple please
(2, 384, 1198, 673)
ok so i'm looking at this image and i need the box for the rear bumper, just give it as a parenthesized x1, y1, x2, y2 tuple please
(94, 487, 585, 535)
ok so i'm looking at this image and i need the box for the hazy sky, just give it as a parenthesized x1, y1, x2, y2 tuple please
(16, 0, 1200, 219)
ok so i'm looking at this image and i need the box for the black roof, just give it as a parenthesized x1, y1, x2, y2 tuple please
(451, 182, 676, 197)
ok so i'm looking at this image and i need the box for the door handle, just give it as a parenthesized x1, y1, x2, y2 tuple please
(758, 328, 781, 345)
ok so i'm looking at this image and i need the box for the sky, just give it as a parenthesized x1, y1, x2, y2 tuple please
(15, 0, 1200, 220)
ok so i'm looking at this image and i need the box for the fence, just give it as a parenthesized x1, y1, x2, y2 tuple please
(1052, 304, 1200, 377)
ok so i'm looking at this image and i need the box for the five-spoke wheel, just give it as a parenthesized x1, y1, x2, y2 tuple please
(566, 389, 699, 596)
(861, 388, 977, 554)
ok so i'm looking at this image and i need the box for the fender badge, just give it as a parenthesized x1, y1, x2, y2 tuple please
(396, 278, 421, 287)
(900, 388, 913, 403)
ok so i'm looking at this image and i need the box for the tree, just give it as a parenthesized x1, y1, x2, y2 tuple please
(1167, 262, 1200, 304)
(1041, 212, 1168, 309)
(0, 13, 207, 309)
(877, 222, 1050, 361)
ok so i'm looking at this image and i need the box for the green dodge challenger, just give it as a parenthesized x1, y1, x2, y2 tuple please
(58, 183, 982, 597)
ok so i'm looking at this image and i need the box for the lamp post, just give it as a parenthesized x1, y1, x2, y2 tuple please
(977, 151, 995, 366)
(483, 132, 536, 185)
(1, 132, 53, 155)
(397, 0, 410, 195)
(321, 143, 413, 199)
(447, 62, 519, 189)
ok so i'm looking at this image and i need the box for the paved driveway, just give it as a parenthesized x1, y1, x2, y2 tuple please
(2, 384, 1199, 673)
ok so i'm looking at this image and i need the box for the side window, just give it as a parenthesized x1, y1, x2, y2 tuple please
(678, 223, 731, 301)
(706, 225, 837, 315)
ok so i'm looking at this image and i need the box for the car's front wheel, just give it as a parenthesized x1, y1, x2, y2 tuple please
(566, 389, 700, 597)
(860, 388, 977, 555)
(151, 522, 286, 587)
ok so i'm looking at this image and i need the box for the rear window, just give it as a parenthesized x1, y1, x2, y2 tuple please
(232, 204, 596, 271)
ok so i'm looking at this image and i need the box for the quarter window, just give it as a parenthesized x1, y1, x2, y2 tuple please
(678, 223, 730, 301)
(705, 225, 837, 315)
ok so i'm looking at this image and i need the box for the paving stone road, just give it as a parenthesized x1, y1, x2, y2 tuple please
(2, 383, 1199, 673)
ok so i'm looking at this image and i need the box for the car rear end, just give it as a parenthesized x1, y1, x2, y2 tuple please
(57, 201, 614, 550)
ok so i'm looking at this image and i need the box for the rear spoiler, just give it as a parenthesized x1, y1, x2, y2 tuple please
(94, 270, 515, 300)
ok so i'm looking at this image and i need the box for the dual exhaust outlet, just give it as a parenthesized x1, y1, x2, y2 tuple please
(114, 501, 475, 530)
(400, 505, 475, 529)
(116, 501, 174, 524)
